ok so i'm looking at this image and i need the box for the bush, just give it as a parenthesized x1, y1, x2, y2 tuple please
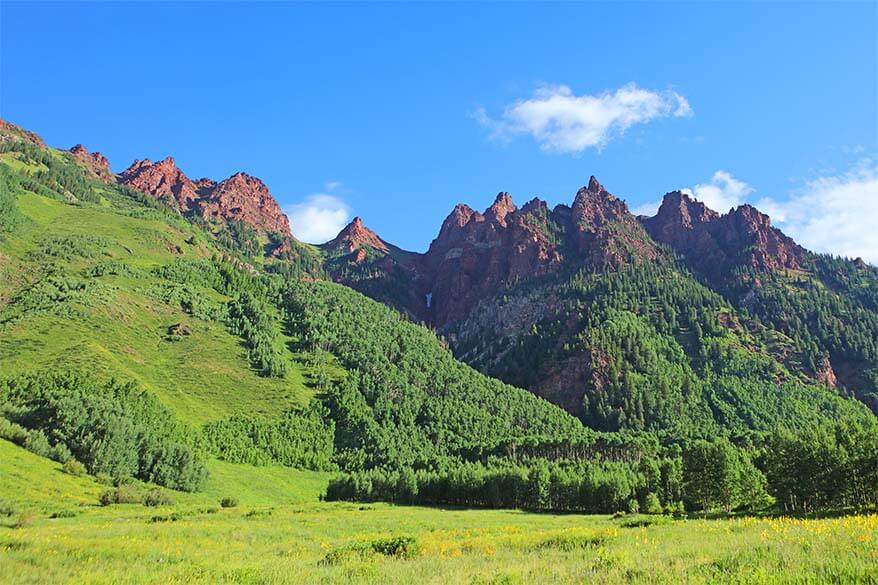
(99, 485, 142, 506)
(220, 496, 239, 508)
(62, 459, 87, 477)
(142, 489, 175, 507)
(642, 492, 663, 515)
(627, 498, 640, 514)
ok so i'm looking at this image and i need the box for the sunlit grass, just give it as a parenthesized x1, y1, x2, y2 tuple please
(1, 439, 875, 584)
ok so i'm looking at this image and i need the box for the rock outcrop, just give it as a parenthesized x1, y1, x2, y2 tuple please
(327, 216, 390, 255)
(119, 158, 290, 234)
(642, 190, 804, 277)
(322, 176, 658, 327)
(69, 144, 113, 181)
(0, 119, 46, 147)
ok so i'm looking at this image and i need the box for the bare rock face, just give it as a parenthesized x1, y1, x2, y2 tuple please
(119, 159, 290, 234)
(328, 216, 390, 255)
(69, 144, 113, 181)
(642, 190, 804, 277)
(119, 156, 200, 210)
(569, 176, 658, 268)
(814, 354, 838, 388)
(0, 119, 46, 147)
(418, 177, 654, 326)
(197, 172, 290, 233)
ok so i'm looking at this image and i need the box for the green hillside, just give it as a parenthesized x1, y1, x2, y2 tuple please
(0, 124, 875, 529)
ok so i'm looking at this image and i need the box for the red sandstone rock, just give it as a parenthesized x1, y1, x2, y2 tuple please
(642, 190, 804, 276)
(69, 144, 113, 181)
(0, 119, 46, 147)
(118, 158, 290, 234)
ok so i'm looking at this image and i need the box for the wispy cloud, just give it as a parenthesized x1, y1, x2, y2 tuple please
(758, 159, 878, 264)
(682, 170, 753, 213)
(475, 83, 692, 153)
(631, 170, 751, 217)
(285, 193, 351, 244)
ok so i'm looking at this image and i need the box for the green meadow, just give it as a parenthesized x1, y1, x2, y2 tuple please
(1, 437, 876, 585)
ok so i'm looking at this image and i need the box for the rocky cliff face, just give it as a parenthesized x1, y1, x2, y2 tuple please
(0, 119, 46, 147)
(69, 144, 113, 181)
(118, 158, 290, 234)
(642, 190, 804, 277)
(197, 172, 290, 233)
(322, 176, 658, 327)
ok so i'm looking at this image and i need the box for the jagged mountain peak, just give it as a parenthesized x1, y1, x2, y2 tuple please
(329, 216, 390, 254)
(69, 143, 113, 180)
(117, 156, 290, 234)
(643, 191, 804, 276)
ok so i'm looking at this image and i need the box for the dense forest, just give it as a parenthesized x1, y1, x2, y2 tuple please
(0, 126, 876, 517)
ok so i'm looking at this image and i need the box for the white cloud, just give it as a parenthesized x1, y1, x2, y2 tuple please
(757, 160, 878, 264)
(682, 170, 753, 213)
(285, 193, 351, 244)
(476, 83, 692, 153)
(631, 200, 662, 217)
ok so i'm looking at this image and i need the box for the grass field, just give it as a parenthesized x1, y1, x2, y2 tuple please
(1, 439, 876, 585)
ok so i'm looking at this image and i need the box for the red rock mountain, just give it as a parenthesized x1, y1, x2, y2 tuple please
(118, 157, 290, 234)
(0, 119, 46, 148)
(642, 190, 804, 276)
(328, 216, 391, 257)
(69, 144, 114, 181)
(322, 177, 660, 327)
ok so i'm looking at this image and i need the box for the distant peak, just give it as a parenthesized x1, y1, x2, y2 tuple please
(332, 216, 388, 253)
(587, 175, 605, 193)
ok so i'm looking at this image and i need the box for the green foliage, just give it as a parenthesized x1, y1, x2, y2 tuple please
(1, 139, 99, 203)
(227, 290, 289, 377)
(682, 439, 770, 512)
(220, 496, 239, 508)
(0, 372, 208, 491)
(203, 403, 336, 471)
(62, 459, 87, 477)
(763, 418, 878, 511)
(0, 165, 22, 234)
(284, 280, 585, 470)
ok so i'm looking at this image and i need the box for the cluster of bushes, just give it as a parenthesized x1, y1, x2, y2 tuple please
(0, 275, 114, 325)
(227, 291, 289, 377)
(99, 484, 175, 507)
(203, 403, 336, 471)
(0, 372, 208, 491)
(0, 165, 22, 234)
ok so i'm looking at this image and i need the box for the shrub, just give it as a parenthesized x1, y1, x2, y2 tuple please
(62, 459, 87, 477)
(99, 485, 142, 506)
(627, 498, 640, 514)
(142, 489, 175, 507)
(369, 536, 420, 559)
(220, 496, 239, 508)
(642, 492, 663, 515)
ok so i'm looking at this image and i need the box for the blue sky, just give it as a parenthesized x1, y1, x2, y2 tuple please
(2, 2, 876, 259)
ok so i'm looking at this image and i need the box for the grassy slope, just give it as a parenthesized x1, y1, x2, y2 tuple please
(0, 189, 312, 424)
